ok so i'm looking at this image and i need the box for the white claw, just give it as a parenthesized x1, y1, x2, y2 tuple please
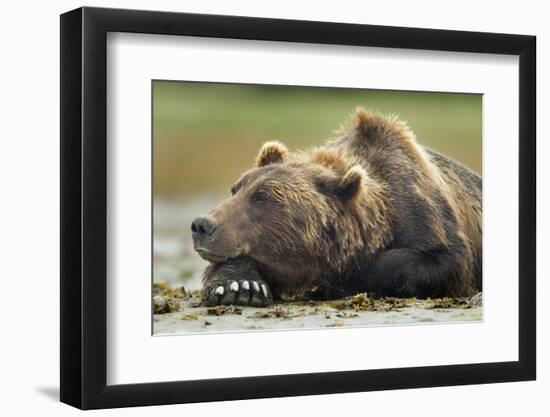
(261, 284, 268, 298)
(214, 286, 224, 296)
(242, 280, 250, 290)
(252, 281, 260, 292)
(229, 281, 239, 292)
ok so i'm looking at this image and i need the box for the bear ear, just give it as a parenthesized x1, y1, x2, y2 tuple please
(317, 165, 367, 203)
(336, 165, 367, 202)
(255, 141, 288, 167)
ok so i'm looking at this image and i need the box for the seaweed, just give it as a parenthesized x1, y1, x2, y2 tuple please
(327, 293, 472, 313)
(153, 295, 181, 314)
(424, 297, 469, 309)
(207, 305, 243, 316)
(251, 306, 315, 320)
(153, 281, 187, 299)
(328, 292, 374, 311)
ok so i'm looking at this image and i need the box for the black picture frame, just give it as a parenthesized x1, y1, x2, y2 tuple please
(60, 6, 536, 410)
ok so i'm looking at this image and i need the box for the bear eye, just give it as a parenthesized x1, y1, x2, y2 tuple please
(250, 190, 270, 203)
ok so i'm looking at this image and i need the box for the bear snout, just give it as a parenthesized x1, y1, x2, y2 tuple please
(191, 216, 218, 238)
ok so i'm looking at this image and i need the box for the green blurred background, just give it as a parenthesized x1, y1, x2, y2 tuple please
(153, 81, 482, 198)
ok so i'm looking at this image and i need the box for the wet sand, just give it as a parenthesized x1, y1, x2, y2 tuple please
(153, 291, 482, 335)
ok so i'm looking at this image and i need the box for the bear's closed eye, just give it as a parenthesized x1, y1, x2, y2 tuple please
(250, 190, 270, 203)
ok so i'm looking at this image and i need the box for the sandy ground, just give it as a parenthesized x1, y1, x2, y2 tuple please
(153, 291, 483, 335)
(153, 198, 482, 335)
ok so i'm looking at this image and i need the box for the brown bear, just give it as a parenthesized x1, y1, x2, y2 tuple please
(191, 108, 482, 307)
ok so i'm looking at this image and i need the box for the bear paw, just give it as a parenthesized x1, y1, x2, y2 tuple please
(203, 279, 273, 307)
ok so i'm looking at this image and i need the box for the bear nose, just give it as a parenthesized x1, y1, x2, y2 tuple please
(191, 216, 217, 237)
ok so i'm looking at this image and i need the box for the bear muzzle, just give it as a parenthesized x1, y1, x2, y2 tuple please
(191, 216, 217, 237)
(191, 216, 230, 262)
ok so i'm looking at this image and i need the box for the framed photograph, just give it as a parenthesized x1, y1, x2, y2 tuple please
(60, 6, 536, 409)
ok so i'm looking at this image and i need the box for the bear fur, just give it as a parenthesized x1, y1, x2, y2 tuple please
(191, 108, 482, 306)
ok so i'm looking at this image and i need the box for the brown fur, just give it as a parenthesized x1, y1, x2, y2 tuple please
(255, 141, 288, 167)
(194, 107, 482, 303)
